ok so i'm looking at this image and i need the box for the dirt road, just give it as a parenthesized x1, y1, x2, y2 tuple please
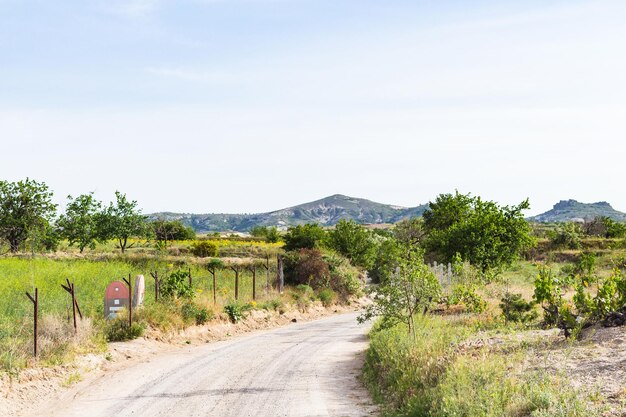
(35, 312, 377, 417)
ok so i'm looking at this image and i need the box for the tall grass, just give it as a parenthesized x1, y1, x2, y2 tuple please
(0, 256, 282, 372)
(364, 314, 602, 417)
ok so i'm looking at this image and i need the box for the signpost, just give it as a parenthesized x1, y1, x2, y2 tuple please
(104, 281, 129, 319)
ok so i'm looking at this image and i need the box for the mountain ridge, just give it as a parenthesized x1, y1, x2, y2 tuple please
(151, 194, 429, 232)
(528, 200, 626, 223)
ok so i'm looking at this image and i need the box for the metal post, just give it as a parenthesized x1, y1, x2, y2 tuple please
(123, 274, 132, 328)
(26, 288, 38, 357)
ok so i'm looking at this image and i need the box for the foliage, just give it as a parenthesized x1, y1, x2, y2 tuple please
(364, 315, 600, 417)
(549, 222, 584, 249)
(317, 288, 336, 307)
(322, 250, 364, 297)
(500, 293, 538, 324)
(0, 178, 57, 252)
(393, 217, 426, 245)
(358, 246, 441, 336)
(150, 219, 195, 248)
(368, 237, 402, 284)
(105, 319, 145, 342)
(98, 191, 147, 253)
(181, 302, 213, 325)
(327, 219, 378, 269)
(534, 266, 626, 337)
(448, 284, 487, 313)
(249, 225, 281, 243)
(423, 191, 534, 274)
(57, 193, 102, 253)
(224, 300, 250, 323)
(190, 240, 218, 257)
(283, 223, 327, 251)
(160, 270, 193, 298)
(284, 248, 330, 288)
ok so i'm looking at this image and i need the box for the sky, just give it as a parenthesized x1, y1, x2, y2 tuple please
(1, 0, 625, 215)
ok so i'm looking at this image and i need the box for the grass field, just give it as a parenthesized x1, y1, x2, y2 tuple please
(0, 254, 283, 371)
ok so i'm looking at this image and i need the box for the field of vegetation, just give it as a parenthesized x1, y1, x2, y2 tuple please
(359, 194, 626, 416)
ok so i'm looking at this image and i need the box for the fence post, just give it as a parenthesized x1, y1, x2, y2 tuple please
(248, 265, 257, 301)
(277, 255, 284, 294)
(230, 266, 240, 300)
(123, 274, 133, 328)
(150, 271, 160, 302)
(25, 288, 38, 357)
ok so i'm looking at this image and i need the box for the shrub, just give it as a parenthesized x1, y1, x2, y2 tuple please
(181, 302, 214, 325)
(260, 298, 284, 312)
(283, 224, 327, 251)
(224, 300, 249, 323)
(318, 288, 337, 307)
(549, 222, 583, 249)
(160, 270, 193, 298)
(448, 284, 487, 313)
(500, 293, 538, 324)
(190, 240, 218, 257)
(105, 319, 145, 342)
(284, 248, 331, 288)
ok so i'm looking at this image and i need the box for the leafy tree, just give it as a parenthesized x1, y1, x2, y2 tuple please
(549, 222, 583, 249)
(358, 246, 441, 337)
(604, 218, 626, 238)
(283, 224, 327, 251)
(369, 237, 402, 284)
(284, 248, 331, 288)
(250, 225, 281, 243)
(98, 191, 147, 253)
(0, 178, 57, 252)
(328, 220, 378, 269)
(57, 193, 102, 253)
(151, 219, 195, 248)
(393, 217, 426, 245)
(424, 192, 534, 274)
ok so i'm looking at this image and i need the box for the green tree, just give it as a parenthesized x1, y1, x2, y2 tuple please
(250, 225, 281, 243)
(283, 224, 327, 251)
(57, 193, 102, 253)
(328, 220, 378, 269)
(358, 245, 440, 337)
(151, 219, 195, 248)
(0, 178, 57, 252)
(98, 191, 147, 253)
(369, 237, 402, 283)
(393, 217, 426, 245)
(424, 192, 534, 274)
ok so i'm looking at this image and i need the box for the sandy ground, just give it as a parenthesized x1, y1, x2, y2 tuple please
(26, 312, 377, 417)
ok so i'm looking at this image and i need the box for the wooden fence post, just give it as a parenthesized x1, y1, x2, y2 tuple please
(25, 288, 38, 357)
(277, 255, 284, 294)
(123, 274, 133, 328)
(230, 266, 240, 300)
(248, 265, 257, 300)
(150, 272, 160, 302)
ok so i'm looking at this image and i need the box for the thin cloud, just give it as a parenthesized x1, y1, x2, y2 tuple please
(99, 0, 160, 18)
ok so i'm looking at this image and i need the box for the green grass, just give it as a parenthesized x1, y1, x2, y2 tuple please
(364, 314, 603, 417)
(0, 256, 282, 372)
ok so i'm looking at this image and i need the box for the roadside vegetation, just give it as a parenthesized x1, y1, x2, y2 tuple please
(0, 179, 368, 376)
(360, 192, 626, 416)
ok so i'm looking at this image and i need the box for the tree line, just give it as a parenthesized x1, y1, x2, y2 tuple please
(0, 178, 194, 253)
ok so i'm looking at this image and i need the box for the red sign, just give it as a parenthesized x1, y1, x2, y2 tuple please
(104, 281, 129, 319)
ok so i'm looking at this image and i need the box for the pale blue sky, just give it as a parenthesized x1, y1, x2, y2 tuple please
(1, 0, 625, 215)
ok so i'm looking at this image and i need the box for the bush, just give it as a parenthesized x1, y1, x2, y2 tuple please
(549, 222, 583, 249)
(160, 270, 193, 298)
(181, 302, 213, 325)
(260, 298, 284, 312)
(318, 288, 337, 307)
(283, 224, 327, 251)
(105, 319, 145, 342)
(500, 293, 538, 324)
(284, 248, 330, 288)
(190, 240, 218, 257)
(224, 300, 249, 323)
(448, 284, 487, 313)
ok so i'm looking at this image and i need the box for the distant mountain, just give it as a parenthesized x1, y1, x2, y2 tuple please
(151, 194, 429, 233)
(529, 200, 626, 223)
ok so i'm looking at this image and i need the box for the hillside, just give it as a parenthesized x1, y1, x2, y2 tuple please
(152, 194, 428, 232)
(529, 200, 626, 223)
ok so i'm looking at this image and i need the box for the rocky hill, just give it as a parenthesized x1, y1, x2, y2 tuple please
(152, 194, 428, 233)
(529, 200, 626, 223)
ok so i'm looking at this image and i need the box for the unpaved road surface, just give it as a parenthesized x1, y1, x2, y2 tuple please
(35, 312, 377, 417)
